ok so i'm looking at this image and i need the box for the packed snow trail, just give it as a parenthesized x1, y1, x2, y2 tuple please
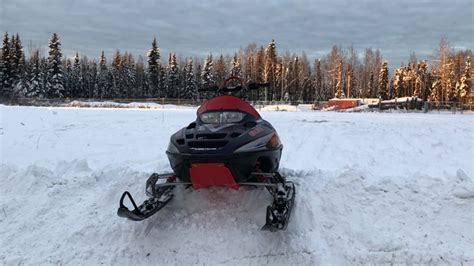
(0, 105, 473, 265)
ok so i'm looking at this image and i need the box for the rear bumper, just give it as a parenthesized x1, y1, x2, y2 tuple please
(166, 147, 282, 182)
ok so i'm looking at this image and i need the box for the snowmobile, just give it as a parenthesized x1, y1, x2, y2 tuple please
(117, 76, 295, 231)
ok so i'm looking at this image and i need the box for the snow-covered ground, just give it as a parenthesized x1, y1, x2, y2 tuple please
(1, 105, 473, 265)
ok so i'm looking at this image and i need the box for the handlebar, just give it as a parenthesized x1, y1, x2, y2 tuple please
(198, 77, 269, 96)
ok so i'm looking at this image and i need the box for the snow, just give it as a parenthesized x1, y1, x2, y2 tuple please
(1, 105, 473, 265)
(381, 97, 423, 104)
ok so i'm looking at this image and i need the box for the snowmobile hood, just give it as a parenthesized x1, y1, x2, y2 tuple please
(197, 95, 261, 119)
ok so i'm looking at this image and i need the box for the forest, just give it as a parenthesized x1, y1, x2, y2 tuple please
(0, 32, 472, 104)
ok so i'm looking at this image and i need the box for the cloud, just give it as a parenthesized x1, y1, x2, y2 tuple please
(1, 0, 472, 67)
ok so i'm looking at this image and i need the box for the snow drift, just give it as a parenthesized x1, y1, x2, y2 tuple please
(0, 105, 473, 265)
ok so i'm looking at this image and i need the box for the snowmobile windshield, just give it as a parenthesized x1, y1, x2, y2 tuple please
(200, 111, 246, 124)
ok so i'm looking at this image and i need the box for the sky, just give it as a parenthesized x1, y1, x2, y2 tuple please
(0, 0, 472, 67)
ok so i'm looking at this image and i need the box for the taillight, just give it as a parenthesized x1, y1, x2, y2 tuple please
(235, 133, 280, 153)
(266, 133, 281, 149)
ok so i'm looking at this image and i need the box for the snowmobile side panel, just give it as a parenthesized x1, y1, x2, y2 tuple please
(189, 163, 239, 190)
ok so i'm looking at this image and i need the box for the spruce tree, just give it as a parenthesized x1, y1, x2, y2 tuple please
(89, 61, 98, 98)
(378, 61, 389, 100)
(121, 52, 136, 98)
(11, 34, 27, 97)
(165, 53, 180, 98)
(147, 38, 160, 97)
(134, 56, 147, 98)
(1, 32, 12, 97)
(195, 63, 202, 98)
(63, 59, 72, 97)
(111, 50, 123, 98)
(46, 33, 64, 98)
(71, 52, 82, 97)
(97, 51, 111, 98)
(214, 54, 227, 84)
(264, 39, 277, 100)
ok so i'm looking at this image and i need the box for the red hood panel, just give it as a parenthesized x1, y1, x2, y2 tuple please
(197, 96, 260, 118)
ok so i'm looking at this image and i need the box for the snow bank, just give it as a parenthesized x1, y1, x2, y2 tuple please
(1, 105, 473, 264)
(66, 100, 196, 110)
(257, 104, 297, 112)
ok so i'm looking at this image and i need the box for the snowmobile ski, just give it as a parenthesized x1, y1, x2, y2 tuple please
(262, 181, 296, 231)
(117, 173, 177, 221)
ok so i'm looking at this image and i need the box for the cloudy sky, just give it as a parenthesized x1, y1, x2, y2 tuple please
(1, 0, 472, 66)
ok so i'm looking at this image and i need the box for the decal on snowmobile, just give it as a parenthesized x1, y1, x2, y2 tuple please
(249, 127, 264, 137)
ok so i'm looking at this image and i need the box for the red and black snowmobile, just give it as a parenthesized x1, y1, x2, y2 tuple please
(118, 77, 295, 231)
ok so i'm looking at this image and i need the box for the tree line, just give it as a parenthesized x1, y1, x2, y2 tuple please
(0, 32, 472, 103)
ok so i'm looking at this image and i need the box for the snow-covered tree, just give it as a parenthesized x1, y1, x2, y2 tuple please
(430, 78, 442, 102)
(230, 53, 242, 78)
(378, 61, 389, 100)
(201, 54, 215, 88)
(183, 58, 197, 99)
(456, 56, 471, 103)
(200, 54, 215, 99)
(165, 53, 180, 98)
(393, 67, 404, 98)
(46, 33, 64, 98)
(444, 60, 456, 102)
(26, 50, 46, 98)
(122, 52, 136, 98)
(414, 61, 427, 98)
